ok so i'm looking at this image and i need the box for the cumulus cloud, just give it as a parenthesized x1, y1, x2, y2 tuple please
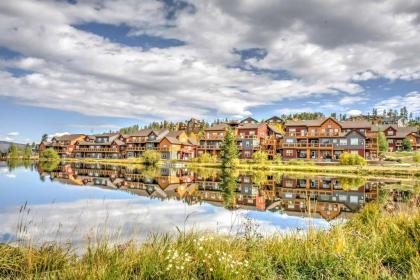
(347, 109, 362, 116)
(0, 0, 419, 120)
(375, 91, 420, 115)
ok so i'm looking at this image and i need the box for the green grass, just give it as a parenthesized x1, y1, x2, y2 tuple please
(1, 203, 419, 279)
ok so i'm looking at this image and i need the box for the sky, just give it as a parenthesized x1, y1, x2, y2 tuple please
(0, 0, 420, 143)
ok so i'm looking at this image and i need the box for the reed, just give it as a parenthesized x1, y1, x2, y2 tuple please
(1, 202, 418, 279)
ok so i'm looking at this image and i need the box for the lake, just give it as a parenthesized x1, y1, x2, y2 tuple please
(0, 160, 417, 247)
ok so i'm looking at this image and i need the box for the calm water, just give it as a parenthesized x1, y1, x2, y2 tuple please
(0, 160, 416, 247)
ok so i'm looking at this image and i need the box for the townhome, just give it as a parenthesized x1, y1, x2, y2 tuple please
(280, 117, 372, 160)
(197, 123, 231, 157)
(73, 133, 124, 159)
(159, 130, 197, 160)
(237, 121, 268, 159)
(123, 129, 169, 158)
(372, 125, 419, 151)
(41, 134, 85, 158)
(340, 120, 379, 159)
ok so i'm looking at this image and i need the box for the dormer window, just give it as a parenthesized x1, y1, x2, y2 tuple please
(387, 130, 394, 136)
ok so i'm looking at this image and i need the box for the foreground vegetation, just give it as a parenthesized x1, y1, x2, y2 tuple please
(0, 201, 418, 279)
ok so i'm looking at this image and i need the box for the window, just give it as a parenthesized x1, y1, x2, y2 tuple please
(286, 138, 294, 143)
(388, 139, 393, 144)
(340, 139, 347, 145)
(249, 131, 255, 135)
(350, 138, 358, 145)
(387, 130, 394, 136)
(351, 150, 359, 155)
(300, 130, 306, 136)
(286, 150, 293, 156)
(350, 196, 359, 203)
(338, 195, 347, 201)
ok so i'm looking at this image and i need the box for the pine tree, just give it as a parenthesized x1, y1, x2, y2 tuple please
(41, 133, 48, 143)
(220, 128, 239, 168)
(402, 138, 412, 151)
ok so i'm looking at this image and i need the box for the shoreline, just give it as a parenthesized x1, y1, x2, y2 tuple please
(5, 157, 420, 177)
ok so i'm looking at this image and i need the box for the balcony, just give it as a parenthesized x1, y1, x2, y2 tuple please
(126, 146, 146, 152)
(204, 135, 225, 140)
(74, 147, 120, 153)
(280, 143, 334, 149)
(285, 132, 340, 138)
(237, 135, 258, 139)
(365, 144, 378, 149)
(198, 145, 220, 150)
(125, 138, 147, 143)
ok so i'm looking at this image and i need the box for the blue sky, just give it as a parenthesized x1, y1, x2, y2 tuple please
(0, 0, 419, 143)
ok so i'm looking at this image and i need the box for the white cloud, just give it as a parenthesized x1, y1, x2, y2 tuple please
(49, 132, 70, 139)
(7, 132, 19, 136)
(0, 0, 419, 120)
(0, 136, 13, 141)
(347, 109, 362, 116)
(339, 96, 368, 106)
(375, 91, 420, 115)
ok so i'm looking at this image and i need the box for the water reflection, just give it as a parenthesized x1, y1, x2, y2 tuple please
(0, 160, 417, 247)
(39, 161, 389, 220)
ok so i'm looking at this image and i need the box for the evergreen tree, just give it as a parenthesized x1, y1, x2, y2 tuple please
(220, 169, 237, 209)
(220, 128, 239, 168)
(41, 133, 48, 143)
(378, 131, 389, 155)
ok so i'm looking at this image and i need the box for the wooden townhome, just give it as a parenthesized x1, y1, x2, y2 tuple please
(260, 116, 284, 159)
(372, 125, 419, 152)
(73, 133, 124, 159)
(280, 117, 372, 160)
(159, 130, 197, 160)
(197, 123, 231, 157)
(40, 134, 85, 158)
(122, 129, 169, 158)
(237, 118, 268, 159)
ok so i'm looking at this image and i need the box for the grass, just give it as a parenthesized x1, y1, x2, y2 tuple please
(1, 201, 419, 279)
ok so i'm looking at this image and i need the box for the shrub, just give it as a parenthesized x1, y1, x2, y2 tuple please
(413, 152, 420, 163)
(252, 151, 268, 164)
(40, 148, 59, 160)
(193, 153, 219, 164)
(339, 152, 367, 166)
(273, 154, 282, 164)
(402, 138, 412, 151)
(142, 150, 161, 165)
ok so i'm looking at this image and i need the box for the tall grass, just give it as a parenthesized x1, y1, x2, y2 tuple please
(1, 202, 418, 279)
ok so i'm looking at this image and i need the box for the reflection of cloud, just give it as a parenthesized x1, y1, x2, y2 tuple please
(0, 198, 329, 247)
(0, 167, 16, 179)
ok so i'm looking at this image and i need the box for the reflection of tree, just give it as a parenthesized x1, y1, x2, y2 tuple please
(39, 160, 60, 172)
(7, 160, 34, 171)
(338, 177, 367, 190)
(221, 169, 238, 209)
(193, 167, 220, 180)
(251, 171, 269, 187)
(142, 166, 160, 179)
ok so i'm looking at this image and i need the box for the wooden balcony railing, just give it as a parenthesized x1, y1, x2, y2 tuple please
(74, 148, 119, 152)
(198, 145, 220, 150)
(285, 132, 340, 137)
(280, 143, 334, 148)
(126, 147, 146, 152)
(125, 138, 147, 143)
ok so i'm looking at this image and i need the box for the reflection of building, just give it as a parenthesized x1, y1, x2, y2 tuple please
(41, 163, 388, 221)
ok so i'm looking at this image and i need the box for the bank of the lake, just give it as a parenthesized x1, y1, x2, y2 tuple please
(32, 157, 420, 177)
(1, 203, 419, 280)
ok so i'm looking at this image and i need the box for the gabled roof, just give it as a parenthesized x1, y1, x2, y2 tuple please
(371, 125, 418, 138)
(124, 128, 169, 138)
(240, 117, 258, 123)
(340, 120, 372, 129)
(286, 117, 339, 127)
(52, 134, 85, 141)
(266, 116, 284, 123)
(238, 122, 264, 129)
(205, 123, 230, 131)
